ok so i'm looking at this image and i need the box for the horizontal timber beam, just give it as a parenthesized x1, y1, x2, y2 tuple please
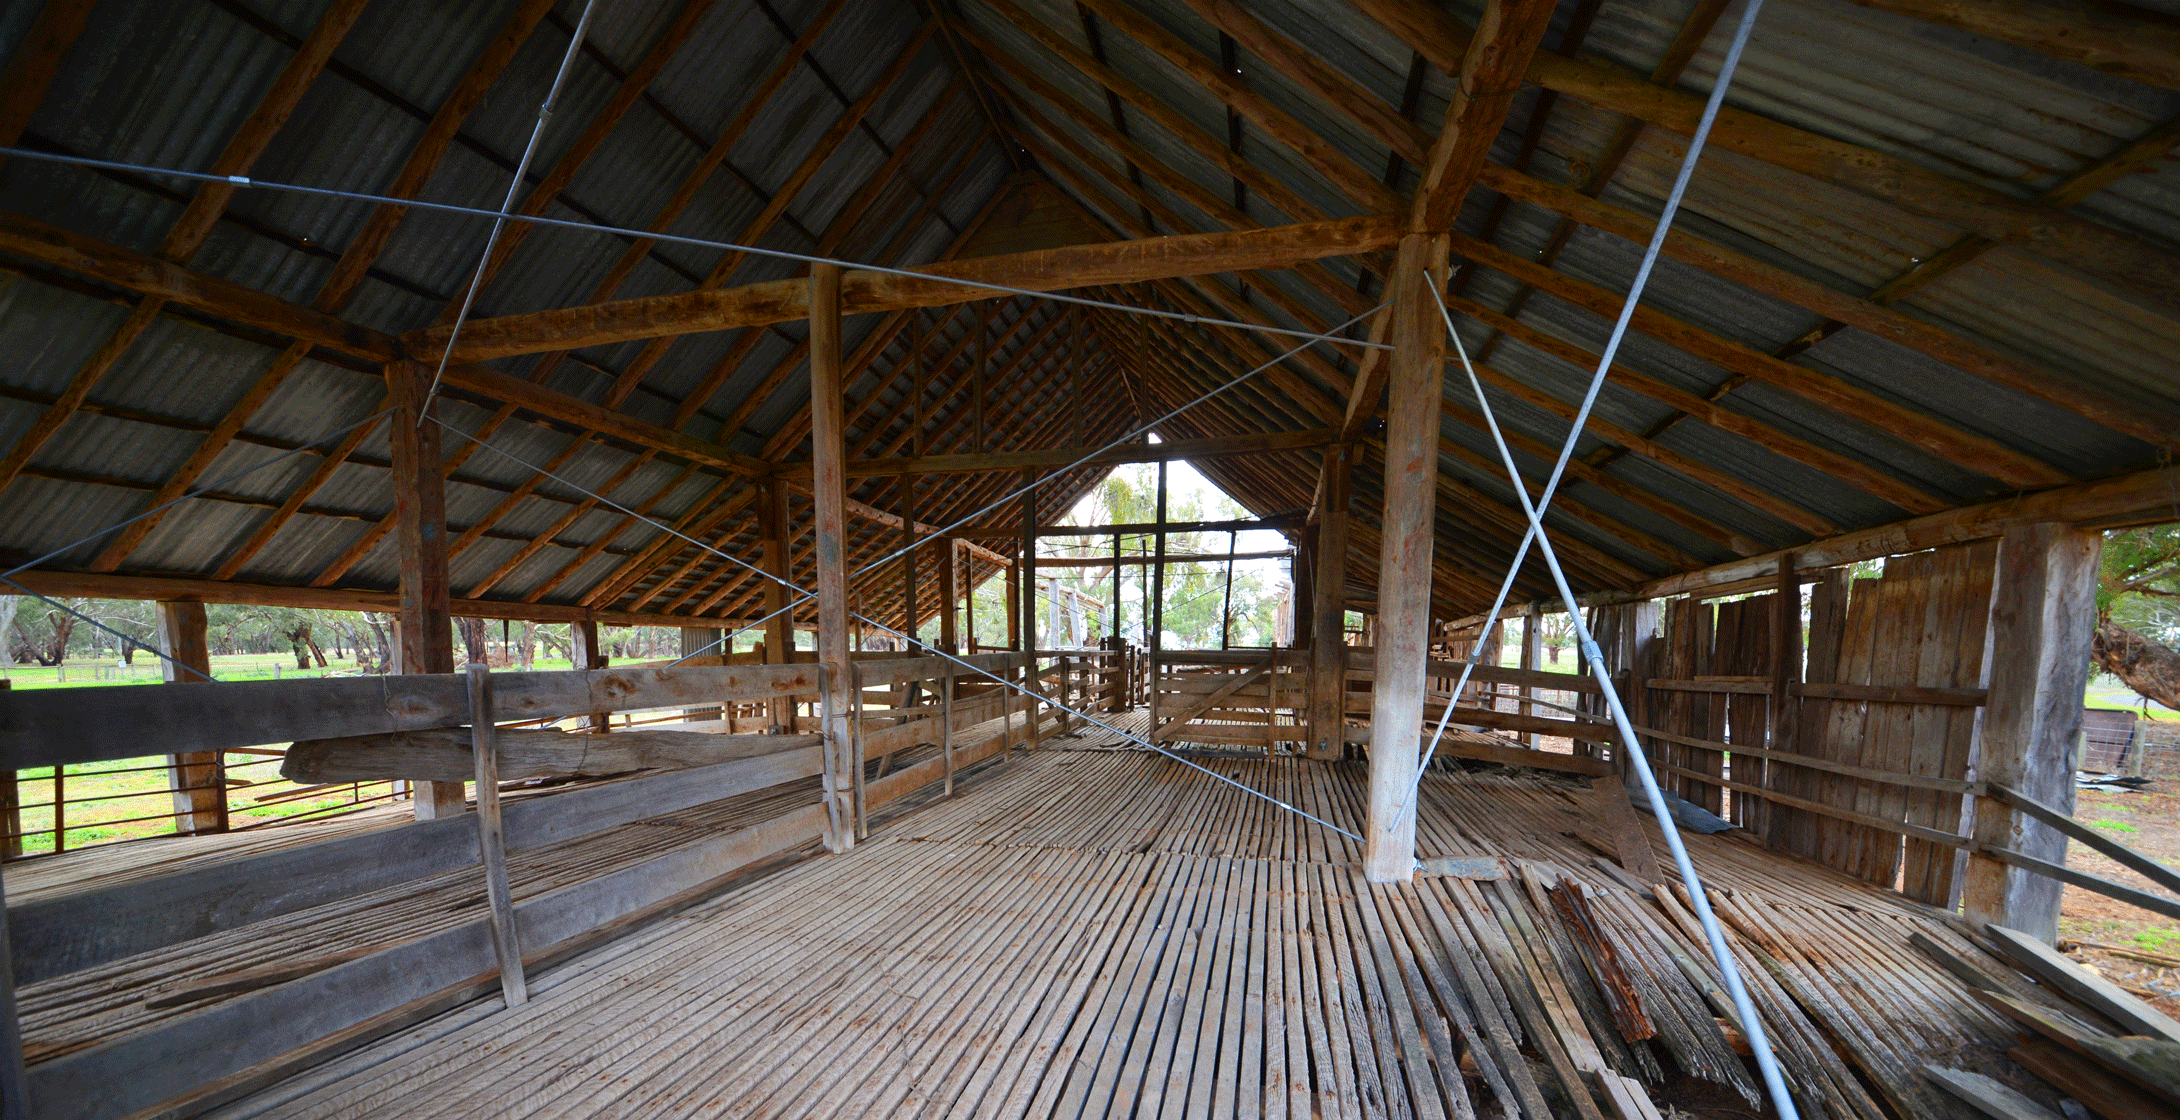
(954, 513, 1308, 539)
(1349, 0, 2180, 306)
(1032, 549, 1292, 568)
(1, 568, 771, 628)
(774, 427, 1338, 480)
(0, 209, 768, 477)
(406, 214, 1406, 362)
(1625, 464, 2180, 600)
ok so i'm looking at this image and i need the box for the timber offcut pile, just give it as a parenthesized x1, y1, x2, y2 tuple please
(1922, 922, 2180, 1119)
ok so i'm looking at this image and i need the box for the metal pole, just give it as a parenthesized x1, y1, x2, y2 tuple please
(1434, 289, 1801, 1120)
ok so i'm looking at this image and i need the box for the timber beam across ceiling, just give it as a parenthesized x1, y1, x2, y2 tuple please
(953, 515, 1309, 538)
(1468, 166, 2180, 452)
(988, 76, 1376, 338)
(403, 213, 1406, 363)
(780, 427, 1343, 482)
(1616, 463, 2180, 603)
(1838, 0, 2180, 92)
(0, 210, 773, 479)
(1012, 0, 2173, 475)
(1046, 175, 1830, 564)
(1443, 232, 2076, 491)
(1345, 0, 2180, 308)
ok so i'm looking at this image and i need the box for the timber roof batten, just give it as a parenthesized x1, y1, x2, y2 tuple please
(0, 0, 2170, 629)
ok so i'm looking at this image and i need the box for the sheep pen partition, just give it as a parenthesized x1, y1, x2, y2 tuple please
(0, 651, 1052, 1120)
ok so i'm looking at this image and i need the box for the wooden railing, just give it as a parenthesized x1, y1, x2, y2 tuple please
(1329, 653, 2180, 925)
(0, 652, 1055, 1120)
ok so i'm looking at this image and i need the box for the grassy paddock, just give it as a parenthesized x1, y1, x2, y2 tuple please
(1, 654, 531, 855)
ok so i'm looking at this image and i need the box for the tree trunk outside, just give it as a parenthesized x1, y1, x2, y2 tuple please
(457, 617, 489, 666)
(2093, 616, 2180, 712)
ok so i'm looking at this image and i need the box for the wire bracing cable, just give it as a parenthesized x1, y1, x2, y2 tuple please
(0, 149, 1390, 356)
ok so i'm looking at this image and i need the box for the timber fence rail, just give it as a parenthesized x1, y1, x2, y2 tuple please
(1330, 650, 2180, 926)
(0, 651, 1044, 1120)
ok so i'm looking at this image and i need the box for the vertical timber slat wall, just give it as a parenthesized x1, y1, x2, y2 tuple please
(1599, 537, 2103, 928)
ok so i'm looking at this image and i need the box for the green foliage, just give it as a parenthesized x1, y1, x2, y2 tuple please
(1033, 464, 1287, 650)
(2090, 819, 2141, 833)
(2101, 524, 2180, 643)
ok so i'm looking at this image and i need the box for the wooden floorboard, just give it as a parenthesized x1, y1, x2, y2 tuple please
(149, 739, 2039, 1120)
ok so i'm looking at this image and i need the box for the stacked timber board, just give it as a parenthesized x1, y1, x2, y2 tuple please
(216, 749, 2063, 1120)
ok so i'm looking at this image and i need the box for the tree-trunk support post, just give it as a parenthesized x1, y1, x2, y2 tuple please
(1364, 232, 1448, 884)
(1964, 522, 2102, 942)
(1519, 602, 1542, 748)
(1019, 469, 1041, 752)
(759, 478, 795, 731)
(156, 601, 227, 834)
(938, 537, 959, 655)
(1149, 461, 1169, 742)
(681, 627, 724, 722)
(388, 359, 465, 820)
(1308, 444, 1352, 761)
(809, 262, 855, 851)
(569, 620, 609, 733)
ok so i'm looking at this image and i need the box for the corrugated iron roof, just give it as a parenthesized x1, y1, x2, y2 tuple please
(0, 0, 2172, 627)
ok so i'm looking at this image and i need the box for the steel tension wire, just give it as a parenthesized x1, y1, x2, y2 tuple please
(0, 150, 1390, 355)
(847, 301, 1389, 585)
(660, 596, 811, 669)
(1407, 0, 1774, 791)
(417, 0, 601, 422)
(0, 576, 214, 682)
(1386, 0, 1795, 1111)
(0, 404, 405, 684)
(1434, 287, 1798, 1120)
(432, 418, 815, 602)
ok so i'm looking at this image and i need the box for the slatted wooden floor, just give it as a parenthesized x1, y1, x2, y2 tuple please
(217, 742, 2052, 1120)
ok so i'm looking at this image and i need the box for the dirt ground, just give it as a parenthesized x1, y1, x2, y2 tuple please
(2054, 780, 2180, 1017)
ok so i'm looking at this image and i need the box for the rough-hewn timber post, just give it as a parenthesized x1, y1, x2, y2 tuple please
(1112, 531, 1125, 712)
(938, 537, 959, 655)
(387, 359, 465, 820)
(1020, 469, 1040, 751)
(1519, 602, 1542, 747)
(1149, 461, 1169, 741)
(759, 478, 795, 731)
(681, 627, 723, 721)
(1964, 523, 2101, 941)
(900, 478, 920, 651)
(156, 602, 226, 834)
(1308, 444, 1352, 760)
(1364, 233, 1448, 883)
(963, 546, 978, 653)
(1004, 558, 1018, 652)
(568, 620, 609, 732)
(809, 262, 855, 851)
(0, 680, 15, 859)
